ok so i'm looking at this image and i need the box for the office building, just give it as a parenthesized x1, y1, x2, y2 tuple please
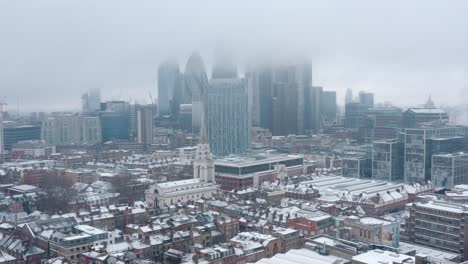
(247, 65, 273, 130)
(136, 105, 154, 146)
(345, 88, 354, 105)
(184, 52, 209, 132)
(361, 107, 403, 143)
(42, 115, 101, 146)
(271, 62, 312, 134)
(215, 153, 304, 190)
(358, 91, 374, 108)
(344, 102, 368, 129)
(272, 82, 298, 136)
(408, 200, 468, 260)
(304, 86, 322, 131)
(372, 139, 404, 181)
(178, 104, 192, 132)
(432, 152, 468, 189)
(404, 126, 468, 183)
(3, 124, 41, 151)
(321, 90, 337, 125)
(158, 60, 182, 117)
(100, 112, 129, 142)
(342, 154, 370, 178)
(403, 108, 449, 128)
(206, 78, 249, 156)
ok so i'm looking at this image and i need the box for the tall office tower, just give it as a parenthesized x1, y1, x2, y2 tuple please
(247, 65, 273, 130)
(81, 89, 101, 113)
(270, 62, 312, 135)
(211, 47, 237, 79)
(158, 60, 182, 117)
(184, 52, 209, 133)
(206, 78, 249, 156)
(42, 115, 101, 145)
(294, 62, 312, 134)
(359, 91, 375, 108)
(321, 91, 337, 125)
(272, 82, 298, 136)
(345, 88, 354, 104)
(404, 126, 468, 183)
(304, 86, 323, 131)
(136, 105, 154, 146)
(372, 139, 404, 181)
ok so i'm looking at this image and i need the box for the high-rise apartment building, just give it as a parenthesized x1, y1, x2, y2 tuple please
(42, 115, 101, 145)
(206, 78, 249, 156)
(136, 105, 154, 146)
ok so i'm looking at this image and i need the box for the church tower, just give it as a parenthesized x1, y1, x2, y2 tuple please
(193, 108, 215, 183)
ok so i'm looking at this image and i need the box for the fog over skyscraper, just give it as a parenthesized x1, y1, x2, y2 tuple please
(211, 46, 238, 79)
(184, 52, 209, 133)
(157, 60, 182, 117)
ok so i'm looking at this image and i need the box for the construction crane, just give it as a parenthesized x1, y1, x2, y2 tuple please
(147, 90, 155, 105)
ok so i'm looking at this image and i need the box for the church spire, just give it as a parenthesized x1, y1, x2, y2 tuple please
(200, 106, 207, 144)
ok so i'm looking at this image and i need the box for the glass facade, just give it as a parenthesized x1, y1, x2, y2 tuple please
(372, 140, 404, 181)
(3, 125, 41, 151)
(432, 153, 468, 189)
(404, 127, 468, 183)
(206, 79, 249, 157)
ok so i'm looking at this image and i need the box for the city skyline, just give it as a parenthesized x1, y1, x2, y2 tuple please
(1, 1, 468, 111)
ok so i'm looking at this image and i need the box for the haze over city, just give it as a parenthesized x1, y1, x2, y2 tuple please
(1, 0, 468, 111)
(2, 2, 468, 264)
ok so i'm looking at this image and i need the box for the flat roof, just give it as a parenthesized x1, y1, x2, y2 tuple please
(255, 248, 347, 264)
(215, 154, 302, 167)
(352, 249, 414, 264)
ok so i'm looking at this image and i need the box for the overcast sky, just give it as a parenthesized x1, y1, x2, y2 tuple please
(0, 0, 467, 112)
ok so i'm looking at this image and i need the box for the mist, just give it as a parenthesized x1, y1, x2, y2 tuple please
(1, 0, 468, 112)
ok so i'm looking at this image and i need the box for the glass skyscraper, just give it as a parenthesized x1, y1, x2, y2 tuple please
(206, 78, 249, 157)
